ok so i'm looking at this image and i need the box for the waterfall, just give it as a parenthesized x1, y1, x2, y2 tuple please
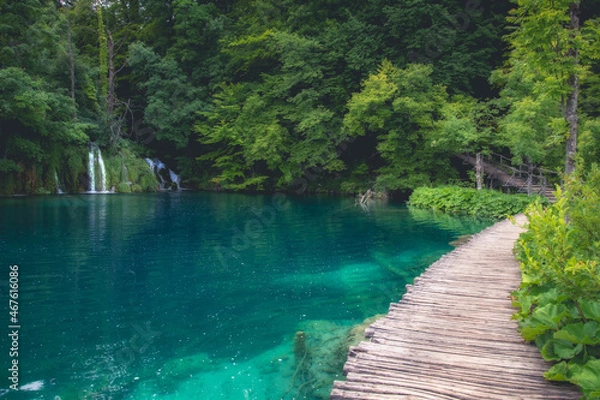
(55, 171, 64, 194)
(88, 147, 96, 192)
(144, 158, 154, 170)
(145, 157, 181, 190)
(88, 143, 109, 193)
(96, 147, 107, 192)
(155, 159, 166, 172)
(145, 158, 166, 188)
(168, 169, 181, 190)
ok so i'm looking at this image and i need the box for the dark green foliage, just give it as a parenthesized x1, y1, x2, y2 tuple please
(0, 66, 90, 194)
(581, 118, 600, 171)
(0, 0, 100, 194)
(343, 61, 457, 191)
(1, 0, 515, 195)
(117, 182, 132, 193)
(513, 167, 600, 398)
(169, 0, 227, 86)
(129, 42, 206, 149)
(408, 186, 546, 220)
(190, 0, 516, 193)
(433, 96, 500, 155)
(195, 27, 349, 191)
(106, 144, 159, 192)
(1, 0, 600, 392)
(3, 0, 600, 196)
(383, 0, 510, 96)
(492, 0, 600, 174)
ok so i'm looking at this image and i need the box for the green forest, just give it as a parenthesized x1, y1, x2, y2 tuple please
(1, 0, 600, 196)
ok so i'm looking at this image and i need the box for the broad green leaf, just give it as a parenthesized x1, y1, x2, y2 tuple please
(553, 340, 584, 360)
(539, 288, 568, 305)
(533, 303, 572, 328)
(544, 361, 570, 381)
(535, 331, 554, 351)
(554, 322, 600, 346)
(541, 339, 564, 361)
(540, 337, 583, 361)
(580, 300, 600, 323)
(568, 359, 600, 393)
(521, 272, 539, 286)
(512, 290, 534, 316)
(521, 322, 552, 341)
(520, 303, 574, 341)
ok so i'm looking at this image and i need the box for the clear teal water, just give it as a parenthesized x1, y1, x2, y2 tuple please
(0, 192, 491, 400)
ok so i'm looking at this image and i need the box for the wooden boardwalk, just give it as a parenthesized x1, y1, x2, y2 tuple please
(331, 215, 581, 400)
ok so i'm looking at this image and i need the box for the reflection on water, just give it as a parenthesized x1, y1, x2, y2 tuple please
(0, 192, 491, 399)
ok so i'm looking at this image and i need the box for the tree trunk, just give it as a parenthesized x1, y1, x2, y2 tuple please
(66, 6, 77, 121)
(97, 7, 108, 107)
(475, 152, 483, 190)
(107, 30, 116, 116)
(565, 1, 580, 176)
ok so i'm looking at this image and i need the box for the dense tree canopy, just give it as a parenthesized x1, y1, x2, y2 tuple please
(492, 0, 600, 174)
(1, 0, 599, 195)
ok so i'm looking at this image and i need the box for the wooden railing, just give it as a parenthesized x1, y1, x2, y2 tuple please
(463, 153, 561, 198)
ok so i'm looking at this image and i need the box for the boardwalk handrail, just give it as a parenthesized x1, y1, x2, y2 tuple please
(462, 153, 561, 197)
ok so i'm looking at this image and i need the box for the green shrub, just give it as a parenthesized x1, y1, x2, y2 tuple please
(103, 154, 122, 189)
(34, 187, 52, 195)
(408, 186, 546, 220)
(64, 145, 87, 192)
(104, 144, 159, 192)
(122, 148, 158, 192)
(513, 166, 600, 399)
(117, 182, 132, 193)
(138, 166, 159, 191)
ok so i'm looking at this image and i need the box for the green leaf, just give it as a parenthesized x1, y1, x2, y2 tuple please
(520, 303, 576, 341)
(540, 337, 583, 361)
(512, 290, 535, 317)
(521, 321, 553, 341)
(541, 339, 564, 361)
(568, 359, 600, 394)
(554, 339, 584, 360)
(544, 361, 570, 381)
(580, 300, 600, 323)
(554, 322, 600, 346)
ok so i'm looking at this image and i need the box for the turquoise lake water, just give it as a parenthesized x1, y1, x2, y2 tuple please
(0, 192, 491, 399)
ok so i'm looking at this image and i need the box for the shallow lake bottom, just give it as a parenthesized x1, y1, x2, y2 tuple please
(0, 192, 491, 399)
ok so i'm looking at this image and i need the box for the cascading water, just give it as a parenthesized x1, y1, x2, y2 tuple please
(144, 158, 153, 169)
(88, 147, 96, 192)
(88, 143, 108, 193)
(145, 158, 165, 188)
(96, 148, 107, 192)
(145, 158, 181, 190)
(55, 171, 64, 194)
(168, 169, 181, 190)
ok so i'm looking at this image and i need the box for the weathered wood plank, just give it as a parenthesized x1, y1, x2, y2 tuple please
(366, 323, 524, 343)
(331, 215, 582, 400)
(342, 358, 554, 385)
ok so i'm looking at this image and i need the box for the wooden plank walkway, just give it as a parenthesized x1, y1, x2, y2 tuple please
(331, 215, 581, 400)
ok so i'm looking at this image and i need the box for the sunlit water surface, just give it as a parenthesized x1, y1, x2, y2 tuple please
(0, 192, 491, 399)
